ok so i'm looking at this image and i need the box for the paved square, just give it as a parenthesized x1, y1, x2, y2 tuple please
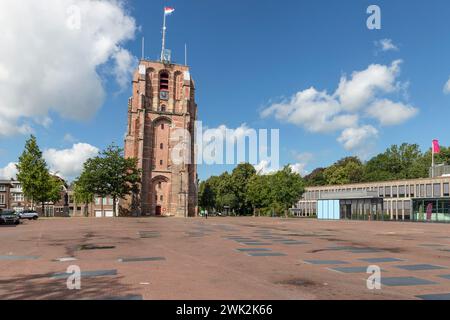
(1, 217, 450, 299)
(395, 264, 446, 271)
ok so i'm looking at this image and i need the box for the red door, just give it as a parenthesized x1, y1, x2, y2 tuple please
(155, 206, 162, 216)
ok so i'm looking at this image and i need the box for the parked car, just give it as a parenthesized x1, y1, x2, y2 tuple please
(0, 210, 20, 225)
(18, 210, 39, 220)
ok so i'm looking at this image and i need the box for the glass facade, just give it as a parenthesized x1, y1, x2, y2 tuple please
(412, 199, 450, 222)
(339, 199, 384, 221)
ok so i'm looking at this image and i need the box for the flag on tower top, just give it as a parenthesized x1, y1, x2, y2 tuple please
(433, 139, 440, 154)
(164, 7, 175, 15)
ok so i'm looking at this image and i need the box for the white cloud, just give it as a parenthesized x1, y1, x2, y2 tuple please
(367, 99, 419, 126)
(254, 160, 278, 175)
(337, 125, 378, 159)
(336, 60, 402, 111)
(0, 0, 137, 138)
(0, 162, 18, 179)
(261, 87, 358, 133)
(262, 61, 416, 154)
(443, 77, 450, 94)
(43, 143, 99, 180)
(375, 39, 399, 52)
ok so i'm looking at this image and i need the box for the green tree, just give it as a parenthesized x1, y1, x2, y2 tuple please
(324, 157, 364, 185)
(271, 165, 305, 217)
(73, 177, 94, 217)
(247, 174, 273, 216)
(230, 163, 256, 215)
(16, 135, 63, 215)
(304, 168, 327, 186)
(77, 144, 141, 217)
(198, 180, 216, 211)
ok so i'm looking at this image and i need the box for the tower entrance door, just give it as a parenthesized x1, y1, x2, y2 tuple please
(155, 206, 162, 216)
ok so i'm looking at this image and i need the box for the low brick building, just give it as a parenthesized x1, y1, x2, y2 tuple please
(0, 180, 13, 210)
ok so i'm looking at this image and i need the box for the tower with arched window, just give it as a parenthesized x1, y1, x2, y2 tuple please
(123, 59, 198, 217)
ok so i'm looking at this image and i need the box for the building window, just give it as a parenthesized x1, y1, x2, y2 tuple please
(444, 183, 449, 197)
(392, 186, 398, 198)
(426, 184, 432, 197)
(155, 195, 158, 201)
(420, 185, 425, 197)
(161, 123, 165, 130)
(161, 105, 166, 112)
(385, 186, 391, 197)
(433, 183, 441, 197)
(13, 193, 24, 202)
(0, 185, 6, 192)
(160, 143, 164, 149)
(95, 197, 101, 205)
(158, 182, 162, 189)
(160, 160, 163, 165)
(160, 72, 169, 91)
(160, 195, 163, 201)
(410, 185, 415, 197)
(399, 186, 405, 197)
(0, 194, 5, 205)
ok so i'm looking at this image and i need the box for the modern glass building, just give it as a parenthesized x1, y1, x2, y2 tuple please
(292, 176, 450, 223)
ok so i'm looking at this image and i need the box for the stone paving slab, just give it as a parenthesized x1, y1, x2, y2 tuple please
(247, 252, 286, 257)
(304, 260, 349, 265)
(236, 248, 272, 252)
(359, 257, 404, 263)
(416, 293, 450, 300)
(395, 264, 446, 271)
(329, 266, 384, 273)
(51, 269, 117, 279)
(381, 277, 437, 286)
(0, 255, 39, 260)
(118, 257, 166, 263)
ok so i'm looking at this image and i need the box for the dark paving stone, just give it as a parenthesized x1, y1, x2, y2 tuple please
(327, 246, 357, 251)
(346, 248, 381, 253)
(78, 244, 115, 250)
(359, 257, 404, 263)
(396, 264, 446, 271)
(119, 257, 166, 263)
(236, 248, 272, 252)
(420, 244, 445, 247)
(381, 277, 437, 286)
(51, 269, 117, 279)
(0, 255, 39, 260)
(247, 252, 286, 257)
(416, 293, 450, 300)
(241, 242, 272, 246)
(437, 274, 450, 280)
(279, 241, 309, 245)
(330, 266, 385, 273)
(304, 260, 349, 265)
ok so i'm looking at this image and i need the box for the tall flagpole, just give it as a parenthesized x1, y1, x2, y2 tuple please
(160, 10, 167, 61)
(432, 141, 435, 178)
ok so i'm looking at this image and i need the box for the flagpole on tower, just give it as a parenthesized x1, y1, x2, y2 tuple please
(432, 140, 435, 178)
(160, 9, 167, 61)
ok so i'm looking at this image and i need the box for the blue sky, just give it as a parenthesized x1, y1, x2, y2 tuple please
(1, 0, 450, 181)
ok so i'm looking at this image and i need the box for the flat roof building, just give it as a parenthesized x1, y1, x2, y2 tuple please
(292, 176, 450, 223)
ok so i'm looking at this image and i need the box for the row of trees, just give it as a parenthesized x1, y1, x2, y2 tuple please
(199, 163, 305, 217)
(304, 143, 450, 187)
(14, 135, 141, 217)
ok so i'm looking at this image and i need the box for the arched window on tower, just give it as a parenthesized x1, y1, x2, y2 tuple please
(159, 72, 169, 101)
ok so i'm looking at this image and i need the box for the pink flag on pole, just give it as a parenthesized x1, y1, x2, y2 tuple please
(164, 7, 175, 15)
(433, 139, 440, 154)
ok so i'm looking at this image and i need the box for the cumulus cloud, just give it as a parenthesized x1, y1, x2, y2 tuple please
(336, 60, 402, 111)
(367, 99, 419, 126)
(262, 60, 417, 154)
(254, 160, 278, 175)
(375, 39, 399, 52)
(337, 125, 378, 159)
(0, 0, 137, 138)
(0, 162, 18, 179)
(261, 87, 358, 133)
(443, 77, 450, 94)
(43, 143, 99, 180)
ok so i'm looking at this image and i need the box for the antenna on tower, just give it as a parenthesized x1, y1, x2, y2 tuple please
(185, 43, 187, 66)
(141, 37, 145, 60)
